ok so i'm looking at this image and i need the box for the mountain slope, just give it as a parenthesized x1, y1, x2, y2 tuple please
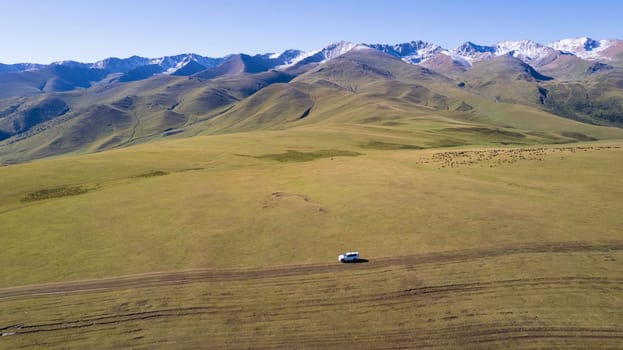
(0, 62, 46, 73)
(419, 52, 471, 75)
(537, 54, 608, 80)
(0, 65, 108, 98)
(459, 55, 552, 105)
(171, 60, 207, 76)
(2, 38, 623, 163)
(201, 83, 314, 133)
(0, 68, 301, 163)
(541, 69, 623, 127)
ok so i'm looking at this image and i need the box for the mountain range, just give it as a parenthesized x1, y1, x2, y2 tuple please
(1, 36, 622, 163)
(3, 37, 621, 76)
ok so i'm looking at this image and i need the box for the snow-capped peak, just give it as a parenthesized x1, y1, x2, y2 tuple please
(494, 40, 556, 64)
(166, 55, 197, 74)
(319, 41, 361, 59)
(51, 60, 91, 68)
(267, 49, 305, 65)
(145, 53, 223, 74)
(446, 40, 557, 66)
(451, 42, 495, 56)
(549, 37, 597, 52)
(548, 37, 615, 60)
(449, 42, 496, 62)
(496, 40, 542, 55)
(364, 40, 443, 64)
(91, 55, 150, 71)
(279, 41, 363, 68)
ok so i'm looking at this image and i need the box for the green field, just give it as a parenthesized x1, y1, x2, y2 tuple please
(1, 123, 623, 348)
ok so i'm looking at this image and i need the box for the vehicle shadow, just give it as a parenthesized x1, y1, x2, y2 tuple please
(344, 259, 368, 264)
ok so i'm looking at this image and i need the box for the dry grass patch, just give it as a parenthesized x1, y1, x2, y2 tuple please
(21, 186, 92, 202)
(254, 149, 361, 162)
(133, 170, 169, 178)
(360, 141, 422, 150)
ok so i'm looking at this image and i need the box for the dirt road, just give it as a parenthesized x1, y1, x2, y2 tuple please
(2, 240, 621, 300)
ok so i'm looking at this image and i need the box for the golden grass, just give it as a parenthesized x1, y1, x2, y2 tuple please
(1, 128, 623, 348)
(1, 129, 622, 287)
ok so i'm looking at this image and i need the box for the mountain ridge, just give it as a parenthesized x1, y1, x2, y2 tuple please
(1, 37, 620, 101)
(3, 36, 621, 74)
(1, 37, 620, 97)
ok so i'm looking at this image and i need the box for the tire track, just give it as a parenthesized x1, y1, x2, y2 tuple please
(1, 307, 217, 335)
(353, 276, 623, 308)
(1, 240, 621, 300)
(4, 274, 622, 340)
(2, 250, 622, 347)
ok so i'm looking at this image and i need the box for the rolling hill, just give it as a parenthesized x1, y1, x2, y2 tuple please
(0, 37, 622, 164)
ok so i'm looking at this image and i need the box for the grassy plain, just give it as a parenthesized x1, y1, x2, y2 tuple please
(1, 125, 623, 348)
(1, 127, 622, 285)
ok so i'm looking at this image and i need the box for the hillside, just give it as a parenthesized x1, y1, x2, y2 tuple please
(2, 43, 623, 164)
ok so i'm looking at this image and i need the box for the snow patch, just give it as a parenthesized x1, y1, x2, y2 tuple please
(443, 51, 473, 67)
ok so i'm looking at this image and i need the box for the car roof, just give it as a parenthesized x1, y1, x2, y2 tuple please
(345, 251, 359, 255)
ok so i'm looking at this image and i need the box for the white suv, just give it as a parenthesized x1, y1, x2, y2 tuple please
(338, 251, 359, 263)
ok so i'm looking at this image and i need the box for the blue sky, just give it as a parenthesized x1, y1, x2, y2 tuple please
(1, 0, 622, 64)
